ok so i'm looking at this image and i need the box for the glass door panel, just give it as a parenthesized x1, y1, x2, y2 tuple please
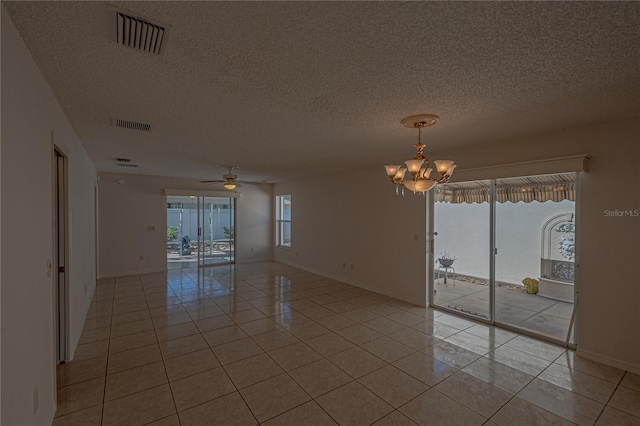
(198, 196, 235, 266)
(167, 196, 198, 269)
(433, 180, 491, 320)
(494, 173, 577, 343)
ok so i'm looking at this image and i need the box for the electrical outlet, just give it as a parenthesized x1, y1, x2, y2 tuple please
(296, 251, 299, 256)
(414, 233, 419, 242)
(251, 247, 254, 253)
(147, 225, 156, 232)
(47, 259, 52, 278)
(351, 263, 355, 270)
(138, 255, 144, 261)
(33, 387, 38, 414)
(342, 262, 346, 269)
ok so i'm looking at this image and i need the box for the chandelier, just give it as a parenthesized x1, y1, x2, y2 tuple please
(384, 114, 456, 195)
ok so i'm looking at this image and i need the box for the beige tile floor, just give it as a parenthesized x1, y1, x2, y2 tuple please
(53, 262, 639, 426)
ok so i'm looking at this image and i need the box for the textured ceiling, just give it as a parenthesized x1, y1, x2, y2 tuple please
(4, 1, 640, 183)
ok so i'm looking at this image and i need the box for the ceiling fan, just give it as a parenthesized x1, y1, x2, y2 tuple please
(200, 165, 241, 190)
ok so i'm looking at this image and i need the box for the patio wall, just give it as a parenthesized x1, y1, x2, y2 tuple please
(435, 199, 575, 285)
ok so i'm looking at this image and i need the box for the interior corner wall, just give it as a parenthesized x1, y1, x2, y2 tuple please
(1, 7, 98, 425)
(98, 172, 273, 278)
(273, 167, 428, 306)
(274, 116, 640, 373)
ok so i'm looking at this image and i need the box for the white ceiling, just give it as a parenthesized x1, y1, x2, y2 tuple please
(4, 1, 640, 183)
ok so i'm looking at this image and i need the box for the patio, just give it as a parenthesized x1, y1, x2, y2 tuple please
(167, 241, 234, 269)
(434, 276, 574, 342)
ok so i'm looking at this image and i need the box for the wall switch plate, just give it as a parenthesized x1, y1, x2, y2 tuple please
(147, 225, 156, 231)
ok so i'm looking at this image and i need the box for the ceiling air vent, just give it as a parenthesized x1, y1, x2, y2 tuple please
(112, 118, 152, 132)
(115, 157, 131, 163)
(109, 6, 171, 56)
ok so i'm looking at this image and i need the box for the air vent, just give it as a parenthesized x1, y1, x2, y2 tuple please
(112, 118, 152, 132)
(109, 6, 171, 56)
(117, 163, 139, 168)
(115, 157, 131, 163)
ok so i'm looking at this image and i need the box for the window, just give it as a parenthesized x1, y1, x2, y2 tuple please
(276, 195, 291, 248)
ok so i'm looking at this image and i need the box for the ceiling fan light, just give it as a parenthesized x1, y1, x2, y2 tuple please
(224, 183, 236, 190)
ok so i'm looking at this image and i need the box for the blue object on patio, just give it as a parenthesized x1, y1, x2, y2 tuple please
(180, 235, 192, 255)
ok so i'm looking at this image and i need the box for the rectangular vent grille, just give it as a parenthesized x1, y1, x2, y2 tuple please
(117, 163, 139, 168)
(112, 118, 151, 131)
(115, 158, 131, 163)
(111, 7, 170, 56)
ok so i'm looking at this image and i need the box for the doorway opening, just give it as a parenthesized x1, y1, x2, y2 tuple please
(166, 195, 235, 269)
(54, 148, 69, 362)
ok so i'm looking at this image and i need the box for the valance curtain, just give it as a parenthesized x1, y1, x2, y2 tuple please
(435, 173, 576, 204)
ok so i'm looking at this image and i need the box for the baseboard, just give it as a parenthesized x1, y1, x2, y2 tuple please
(46, 398, 56, 425)
(236, 257, 273, 264)
(276, 259, 425, 307)
(576, 348, 640, 375)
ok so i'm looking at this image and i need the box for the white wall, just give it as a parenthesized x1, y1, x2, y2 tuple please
(274, 167, 428, 305)
(274, 116, 640, 373)
(1, 7, 98, 425)
(98, 172, 273, 277)
(435, 199, 575, 284)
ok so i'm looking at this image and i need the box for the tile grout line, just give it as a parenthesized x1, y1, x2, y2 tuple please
(143, 276, 182, 426)
(592, 370, 627, 424)
(64, 263, 630, 426)
(100, 276, 116, 426)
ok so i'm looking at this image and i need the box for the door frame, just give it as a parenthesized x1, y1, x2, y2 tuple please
(427, 173, 580, 349)
(53, 146, 69, 363)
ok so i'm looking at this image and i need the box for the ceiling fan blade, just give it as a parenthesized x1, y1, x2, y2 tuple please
(199, 179, 225, 183)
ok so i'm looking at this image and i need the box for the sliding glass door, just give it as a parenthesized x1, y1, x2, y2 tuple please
(494, 174, 576, 343)
(198, 196, 235, 266)
(167, 195, 235, 269)
(432, 180, 491, 320)
(429, 173, 578, 344)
